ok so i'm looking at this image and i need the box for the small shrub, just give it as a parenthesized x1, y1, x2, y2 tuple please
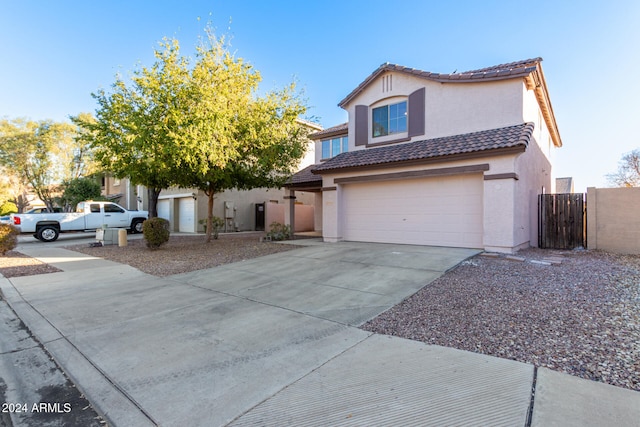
(198, 216, 225, 239)
(142, 217, 170, 249)
(266, 221, 291, 241)
(0, 224, 19, 256)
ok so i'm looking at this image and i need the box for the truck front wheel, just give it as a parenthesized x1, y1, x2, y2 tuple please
(131, 219, 144, 234)
(37, 226, 60, 242)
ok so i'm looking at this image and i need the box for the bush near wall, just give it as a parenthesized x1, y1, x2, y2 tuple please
(266, 222, 291, 241)
(142, 217, 170, 249)
(198, 216, 225, 239)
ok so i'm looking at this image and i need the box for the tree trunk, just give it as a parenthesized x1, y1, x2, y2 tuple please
(43, 197, 55, 212)
(147, 187, 161, 218)
(205, 187, 215, 243)
(35, 187, 55, 211)
(13, 193, 28, 213)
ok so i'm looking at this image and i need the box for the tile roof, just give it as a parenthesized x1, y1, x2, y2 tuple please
(313, 123, 534, 174)
(461, 58, 543, 74)
(285, 164, 322, 187)
(309, 122, 348, 140)
(339, 58, 542, 108)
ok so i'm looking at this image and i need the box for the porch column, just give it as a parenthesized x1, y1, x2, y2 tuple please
(284, 189, 296, 239)
(314, 192, 323, 232)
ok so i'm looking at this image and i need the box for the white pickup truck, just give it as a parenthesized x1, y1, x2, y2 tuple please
(10, 201, 148, 242)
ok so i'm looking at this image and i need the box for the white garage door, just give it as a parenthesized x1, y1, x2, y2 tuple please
(178, 197, 195, 233)
(157, 199, 170, 222)
(342, 174, 483, 248)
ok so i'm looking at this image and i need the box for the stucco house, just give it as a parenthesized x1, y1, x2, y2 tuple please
(285, 58, 562, 253)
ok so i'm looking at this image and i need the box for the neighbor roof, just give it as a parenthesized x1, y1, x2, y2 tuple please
(309, 122, 348, 140)
(313, 122, 534, 174)
(285, 164, 322, 188)
(555, 177, 575, 193)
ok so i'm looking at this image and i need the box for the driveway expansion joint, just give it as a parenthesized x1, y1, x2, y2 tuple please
(525, 366, 538, 427)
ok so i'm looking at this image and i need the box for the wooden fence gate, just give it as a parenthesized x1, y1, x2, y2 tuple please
(538, 193, 586, 249)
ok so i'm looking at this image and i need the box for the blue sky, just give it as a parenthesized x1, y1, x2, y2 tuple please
(1, 1, 639, 191)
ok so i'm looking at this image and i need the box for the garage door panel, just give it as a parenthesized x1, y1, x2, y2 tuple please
(342, 175, 483, 248)
(178, 198, 195, 233)
(157, 200, 170, 221)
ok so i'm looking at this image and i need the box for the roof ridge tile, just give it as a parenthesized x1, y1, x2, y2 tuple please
(338, 58, 543, 108)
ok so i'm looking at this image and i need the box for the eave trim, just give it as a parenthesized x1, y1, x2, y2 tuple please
(334, 164, 490, 185)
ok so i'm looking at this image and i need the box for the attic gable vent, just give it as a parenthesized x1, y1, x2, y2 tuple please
(382, 74, 392, 92)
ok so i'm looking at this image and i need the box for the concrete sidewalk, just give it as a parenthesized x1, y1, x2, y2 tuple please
(1, 242, 639, 426)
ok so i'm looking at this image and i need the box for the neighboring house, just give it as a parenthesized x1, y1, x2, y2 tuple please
(286, 58, 563, 253)
(101, 175, 145, 210)
(555, 177, 575, 193)
(102, 120, 322, 233)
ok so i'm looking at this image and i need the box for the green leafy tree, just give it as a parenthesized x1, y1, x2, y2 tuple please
(76, 30, 309, 240)
(0, 169, 15, 206)
(68, 112, 99, 178)
(607, 149, 640, 187)
(72, 40, 190, 218)
(0, 201, 17, 216)
(0, 119, 76, 210)
(171, 32, 309, 242)
(58, 177, 103, 211)
(0, 168, 29, 212)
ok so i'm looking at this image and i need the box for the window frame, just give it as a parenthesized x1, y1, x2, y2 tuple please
(372, 100, 407, 138)
(321, 136, 348, 160)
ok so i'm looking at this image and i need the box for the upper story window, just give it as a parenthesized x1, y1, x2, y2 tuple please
(321, 136, 348, 159)
(372, 101, 407, 137)
(353, 88, 424, 147)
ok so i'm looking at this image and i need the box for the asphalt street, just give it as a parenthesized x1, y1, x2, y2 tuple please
(1, 233, 105, 426)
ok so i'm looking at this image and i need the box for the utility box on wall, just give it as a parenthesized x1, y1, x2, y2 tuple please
(224, 201, 236, 232)
(224, 201, 235, 218)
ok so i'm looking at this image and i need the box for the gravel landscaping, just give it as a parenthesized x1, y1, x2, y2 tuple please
(0, 251, 62, 278)
(362, 248, 640, 392)
(69, 232, 297, 276)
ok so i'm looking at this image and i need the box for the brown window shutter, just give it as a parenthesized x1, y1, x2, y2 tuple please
(408, 88, 425, 137)
(355, 105, 368, 146)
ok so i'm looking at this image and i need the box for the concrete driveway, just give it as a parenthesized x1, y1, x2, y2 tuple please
(171, 241, 480, 326)
(1, 242, 544, 426)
